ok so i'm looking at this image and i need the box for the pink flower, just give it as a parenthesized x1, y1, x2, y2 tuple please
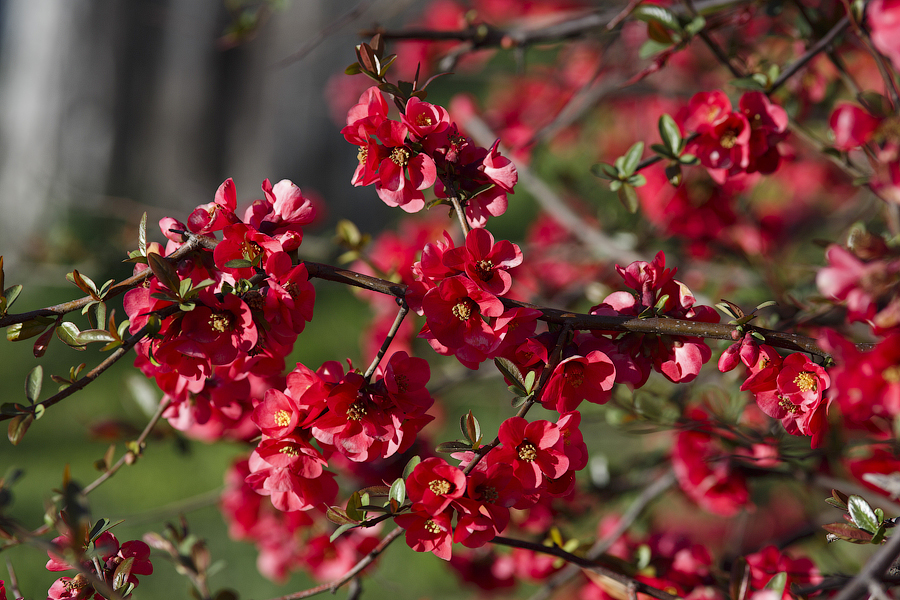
(829, 103, 881, 151)
(402, 96, 450, 139)
(187, 178, 240, 235)
(868, 0, 900, 72)
(374, 120, 437, 212)
(542, 351, 616, 413)
(744, 546, 821, 599)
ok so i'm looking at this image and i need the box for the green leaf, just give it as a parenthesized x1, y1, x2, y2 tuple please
(632, 4, 681, 31)
(639, 39, 673, 60)
(56, 322, 86, 349)
(147, 252, 181, 296)
(6, 317, 54, 342)
(330, 523, 357, 542)
(435, 440, 473, 453)
(462, 411, 481, 446)
(658, 114, 682, 155)
(494, 357, 526, 390)
(510, 394, 531, 408)
(224, 259, 253, 269)
(617, 183, 640, 213)
(764, 572, 787, 597)
(346, 491, 365, 522)
(138, 212, 147, 257)
(590, 162, 619, 180)
(627, 173, 646, 187)
(523, 370, 536, 392)
(1, 284, 22, 315)
(26, 366, 43, 405)
(345, 62, 363, 75)
(848, 495, 880, 533)
(388, 478, 406, 507)
(730, 76, 767, 91)
(684, 15, 706, 36)
(825, 488, 849, 510)
(621, 142, 644, 176)
(679, 153, 699, 165)
(402, 455, 421, 480)
(378, 82, 402, 97)
(75, 330, 118, 345)
(326, 506, 360, 526)
(8, 414, 33, 445)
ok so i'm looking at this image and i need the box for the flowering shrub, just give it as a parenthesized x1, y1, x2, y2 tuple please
(4, 1, 900, 599)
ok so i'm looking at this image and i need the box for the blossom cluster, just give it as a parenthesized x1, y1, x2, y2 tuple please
(45, 531, 152, 600)
(342, 87, 517, 227)
(123, 178, 317, 440)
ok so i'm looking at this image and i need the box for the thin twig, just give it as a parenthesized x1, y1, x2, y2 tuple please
(830, 528, 900, 600)
(528, 469, 678, 600)
(82, 396, 173, 495)
(5, 559, 22, 599)
(449, 195, 471, 236)
(264, 527, 403, 600)
(363, 301, 409, 380)
(770, 15, 850, 94)
(492, 535, 682, 600)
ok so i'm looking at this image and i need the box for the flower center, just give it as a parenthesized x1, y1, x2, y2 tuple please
(347, 401, 367, 420)
(243, 290, 265, 310)
(390, 147, 410, 167)
(720, 131, 737, 149)
(208, 312, 233, 333)
(357, 145, 367, 165)
(279, 444, 300, 456)
(566, 363, 585, 388)
(480, 485, 498, 503)
(452, 299, 475, 321)
(416, 113, 433, 127)
(241, 240, 263, 262)
(274, 409, 291, 427)
(794, 371, 817, 392)
(474, 259, 494, 280)
(778, 395, 801, 414)
(394, 373, 409, 392)
(517, 441, 537, 462)
(429, 479, 452, 495)
(424, 519, 441, 534)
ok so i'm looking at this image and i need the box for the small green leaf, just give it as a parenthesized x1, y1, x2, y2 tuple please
(590, 162, 619, 180)
(621, 142, 644, 176)
(494, 357, 526, 390)
(511, 394, 531, 408)
(764, 572, 787, 597)
(639, 38, 673, 60)
(617, 182, 640, 213)
(730, 77, 767, 91)
(26, 366, 43, 405)
(330, 523, 357, 542)
(848, 495, 880, 533)
(627, 173, 646, 187)
(435, 440, 474, 453)
(388, 478, 406, 507)
(658, 114, 682, 155)
(147, 252, 181, 296)
(632, 4, 681, 31)
(8, 413, 33, 445)
(684, 15, 706, 35)
(75, 330, 118, 345)
(138, 212, 148, 256)
(326, 506, 360, 526)
(679, 153, 699, 165)
(462, 411, 481, 446)
(402, 455, 421, 480)
(1, 284, 22, 315)
(56, 322, 86, 349)
(6, 317, 54, 342)
(224, 259, 253, 269)
(345, 62, 363, 75)
(523, 370, 536, 392)
(346, 491, 365, 522)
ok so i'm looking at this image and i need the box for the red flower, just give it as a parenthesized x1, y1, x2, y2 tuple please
(442, 227, 523, 296)
(243, 179, 317, 251)
(374, 120, 437, 212)
(394, 504, 454, 560)
(187, 177, 240, 235)
(181, 290, 258, 367)
(829, 103, 881, 151)
(744, 546, 821, 599)
(402, 96, 450, 140)
(869, 0, 900, 72)
(488, 417, 569, 491)
(542, 350, 616, 413)
(407, 457, 467, 515)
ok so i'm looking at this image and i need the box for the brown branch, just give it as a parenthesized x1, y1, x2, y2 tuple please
(264, 527, 403, 600)
(770, 15, 850, 93)
(527, 469, 678, 600)
(830, 527, 900, 600)
(302, 260, 863, 360)
(363, 301, 409, 380)
(491, 535, 682, 600)
(82, 396, 172, 495)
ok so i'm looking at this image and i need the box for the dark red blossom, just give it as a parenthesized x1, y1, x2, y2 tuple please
(395, 503, 454, 560)
(442, 227, 523, 296)
(407, 457, 467, 515)
(488, 417, 569, 491)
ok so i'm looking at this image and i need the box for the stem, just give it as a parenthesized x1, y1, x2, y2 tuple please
(527, 469, 677, 600)
(830, 527, 900, 600)
(491, 535, 681, 600)
(82, 396, 172, 495)
(363, 301, 409, 380)
(449, 195, 470, 237)
(769, 15, 850, 94)
(6, 559, 22, 599)
(264, 527, 403, 600)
